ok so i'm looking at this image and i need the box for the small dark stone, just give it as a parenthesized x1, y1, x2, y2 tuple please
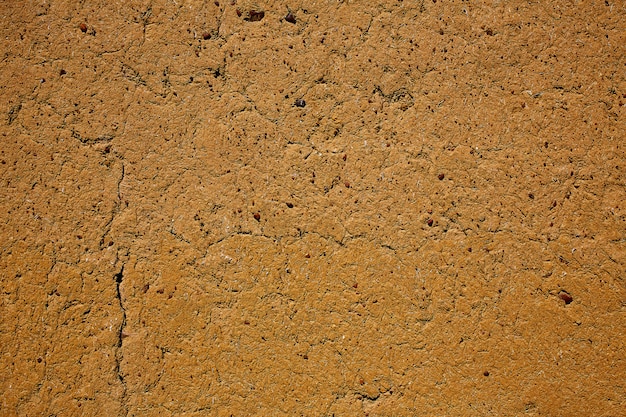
(559, 291, 573, 304)
(285, 12, 296, 24)
(438, 173, 445, 180)
(286, 202, 294, 208)
(246, 10, 265, 21)
(202, 31, 211, 40)
(79, 23, 88, 33)
(427, 218, 434, 227)
(294, 98, 306, 107)
(253, 212, 261, 221)
(59, 69, 66, 76)
(483, 371, 490, 377)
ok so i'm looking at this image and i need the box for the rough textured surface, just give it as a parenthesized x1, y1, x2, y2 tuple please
(1, 0, 625, 415)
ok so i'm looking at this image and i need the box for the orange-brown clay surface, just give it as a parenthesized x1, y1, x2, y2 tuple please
(1, 1, 625, 415)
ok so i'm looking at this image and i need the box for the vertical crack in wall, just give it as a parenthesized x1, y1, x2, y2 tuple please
(116, 162, 125, 203)
(113, 264, 127, 413)
(100, 161, 126, 249)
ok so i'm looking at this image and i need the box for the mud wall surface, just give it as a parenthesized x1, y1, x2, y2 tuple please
(1, 0, 625, 415)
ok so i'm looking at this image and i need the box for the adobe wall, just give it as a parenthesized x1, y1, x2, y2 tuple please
(1, 1, 624, 415)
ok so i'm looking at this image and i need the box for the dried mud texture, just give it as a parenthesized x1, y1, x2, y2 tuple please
(1, 0, 625, 416)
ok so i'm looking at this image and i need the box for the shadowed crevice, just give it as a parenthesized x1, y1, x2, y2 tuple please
(113, 264, 127, 412)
